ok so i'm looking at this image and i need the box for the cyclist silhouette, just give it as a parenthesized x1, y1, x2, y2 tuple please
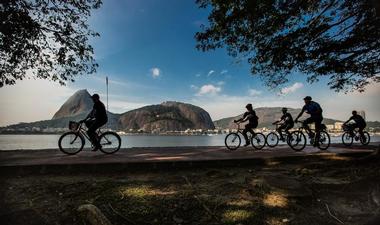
(234, 103, 259, 146)
(344, 110, 367, 142)
(80, 94, 108, 151)
(273, 107, 294, 141)
(294, 96, 323, 147)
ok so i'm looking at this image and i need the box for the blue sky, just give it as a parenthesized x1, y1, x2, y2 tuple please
(0, 0, 379, 126)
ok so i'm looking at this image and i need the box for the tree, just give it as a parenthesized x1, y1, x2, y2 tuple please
(195, 0, 380, 92)
(0, 0, 102, 87)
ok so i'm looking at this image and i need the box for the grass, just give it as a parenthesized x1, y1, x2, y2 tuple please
(1, 155, 380, 225)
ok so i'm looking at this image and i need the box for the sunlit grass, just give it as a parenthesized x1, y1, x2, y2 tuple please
(263, 192, 288, 208)
(222, 209, 253, 223)
(266, 217, 289, 225)
(227, 199, 252, 207)
(119, 185, 176, 198)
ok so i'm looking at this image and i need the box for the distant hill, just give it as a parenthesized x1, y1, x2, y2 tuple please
(52, 89, 93, 119)
(214, 107, 341, 129)
(1, 90, 214, 133)
(118, 101, 215, 132)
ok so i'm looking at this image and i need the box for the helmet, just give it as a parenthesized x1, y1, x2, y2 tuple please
(282, 107, 288, 112)
(245, 103, 253, 110)
(91, 94, 100, 100)
(352, 110, 357, 115)
(303, 96, 312, 101)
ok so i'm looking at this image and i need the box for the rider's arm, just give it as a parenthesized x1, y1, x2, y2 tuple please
(273, 119, 281, 125)
(234, 112, 247, 123)
(295, 108, 305, 121)
(344, 116, 353, 125)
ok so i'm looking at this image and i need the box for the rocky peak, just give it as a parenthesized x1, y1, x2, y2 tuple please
(52, 89, 93, 119)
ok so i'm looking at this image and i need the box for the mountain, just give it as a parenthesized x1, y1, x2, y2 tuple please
(214, 107, 341, 129)
(52, 89, 93, 119)
(118, 101, 215, 132)
(1, 91, 214, 133)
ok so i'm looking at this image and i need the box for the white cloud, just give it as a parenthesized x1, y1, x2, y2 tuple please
(150, 67, 161, 78)
(280, 82, 304, 95)
(190, 85, 198, 90)
(217, 81, 225, 86)
(248, 89, 262, 96)
(196, 84, 221, 96)
(207, 70, 215, 76)
(195, 73, 201, 77)
(220, 70, 228, 74)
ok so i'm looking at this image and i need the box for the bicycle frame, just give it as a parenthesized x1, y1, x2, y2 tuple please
(294, 121, 316, 138)
(273, 123, 290, 137)
(234, 122, 255, 137)
(71, 122, 103, 145)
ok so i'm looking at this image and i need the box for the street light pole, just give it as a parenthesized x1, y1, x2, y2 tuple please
(106, 76, 109, 129)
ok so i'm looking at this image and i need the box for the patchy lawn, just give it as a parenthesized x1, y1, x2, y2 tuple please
(1, 155, 380, 225)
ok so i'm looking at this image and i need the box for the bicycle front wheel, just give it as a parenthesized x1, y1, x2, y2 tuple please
(318, 131, 330, 150)
(342, 132, 353, 146)
(360, 131, 370, 145)
(58, 132, 85, 155)
(266, 132, 279, 147)
(99, 131, 121, 154)
(288, 131, 306, 151)
(225, 133, 241, 150)
(251, 133, 266, 150)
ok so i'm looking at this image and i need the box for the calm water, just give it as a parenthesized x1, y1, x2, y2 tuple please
(0, 134, 379, 150)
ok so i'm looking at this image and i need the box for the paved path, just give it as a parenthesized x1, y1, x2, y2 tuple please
(0, 143, 378, 167)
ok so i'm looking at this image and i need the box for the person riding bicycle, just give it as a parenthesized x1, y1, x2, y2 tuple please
(234, 103, 259, 147)
(80, 94, 108, 150)
(294, 96, 323, 147)
(343, 110, 367, 142)
(273, 107, 294, 142)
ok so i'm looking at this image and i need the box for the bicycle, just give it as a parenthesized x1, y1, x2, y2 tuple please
(288, 121, 330, 151)
(265, 124, 291, 147)
(341, 125, 370, 146)
(58, 121, 121, 155)
(224, 122, 266, 150)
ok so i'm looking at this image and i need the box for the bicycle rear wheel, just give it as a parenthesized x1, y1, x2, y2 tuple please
(99, 131, 121, 154)
(288, 131, 306, 151)
(318, 131, 330, 150)
(342, 132, 353, 146)
(251, 133, 266, 150)
(266, 132, 279, 147)
(360, 131, 370, 145)
(225, 133, 241, 150)
(58, 132, 85, 155)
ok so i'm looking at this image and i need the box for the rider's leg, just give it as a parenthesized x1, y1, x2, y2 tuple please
(242, 125, 250, 146)
(303, 118, 314, 138)
(243, 124, 255, 146)
(358, 125, 366, 141)
(277, 124, 285, 141)
(314, 117, 323, 147)
(87, 121, 103, 149)
(285, 124, 293, 139)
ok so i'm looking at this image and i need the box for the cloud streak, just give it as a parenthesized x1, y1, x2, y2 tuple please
(207, 70, 215, 76)
(196, 84, 221, 96)
(248, 89, 262, 96)
(280, 82, 304, 95)
(150, 67, 161, 78)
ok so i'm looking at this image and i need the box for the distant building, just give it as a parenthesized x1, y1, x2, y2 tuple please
(334, 122, 344, 131)
(326, 124, 334, 131)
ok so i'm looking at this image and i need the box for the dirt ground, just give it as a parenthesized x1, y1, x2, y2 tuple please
(1, 155, 380, 225)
